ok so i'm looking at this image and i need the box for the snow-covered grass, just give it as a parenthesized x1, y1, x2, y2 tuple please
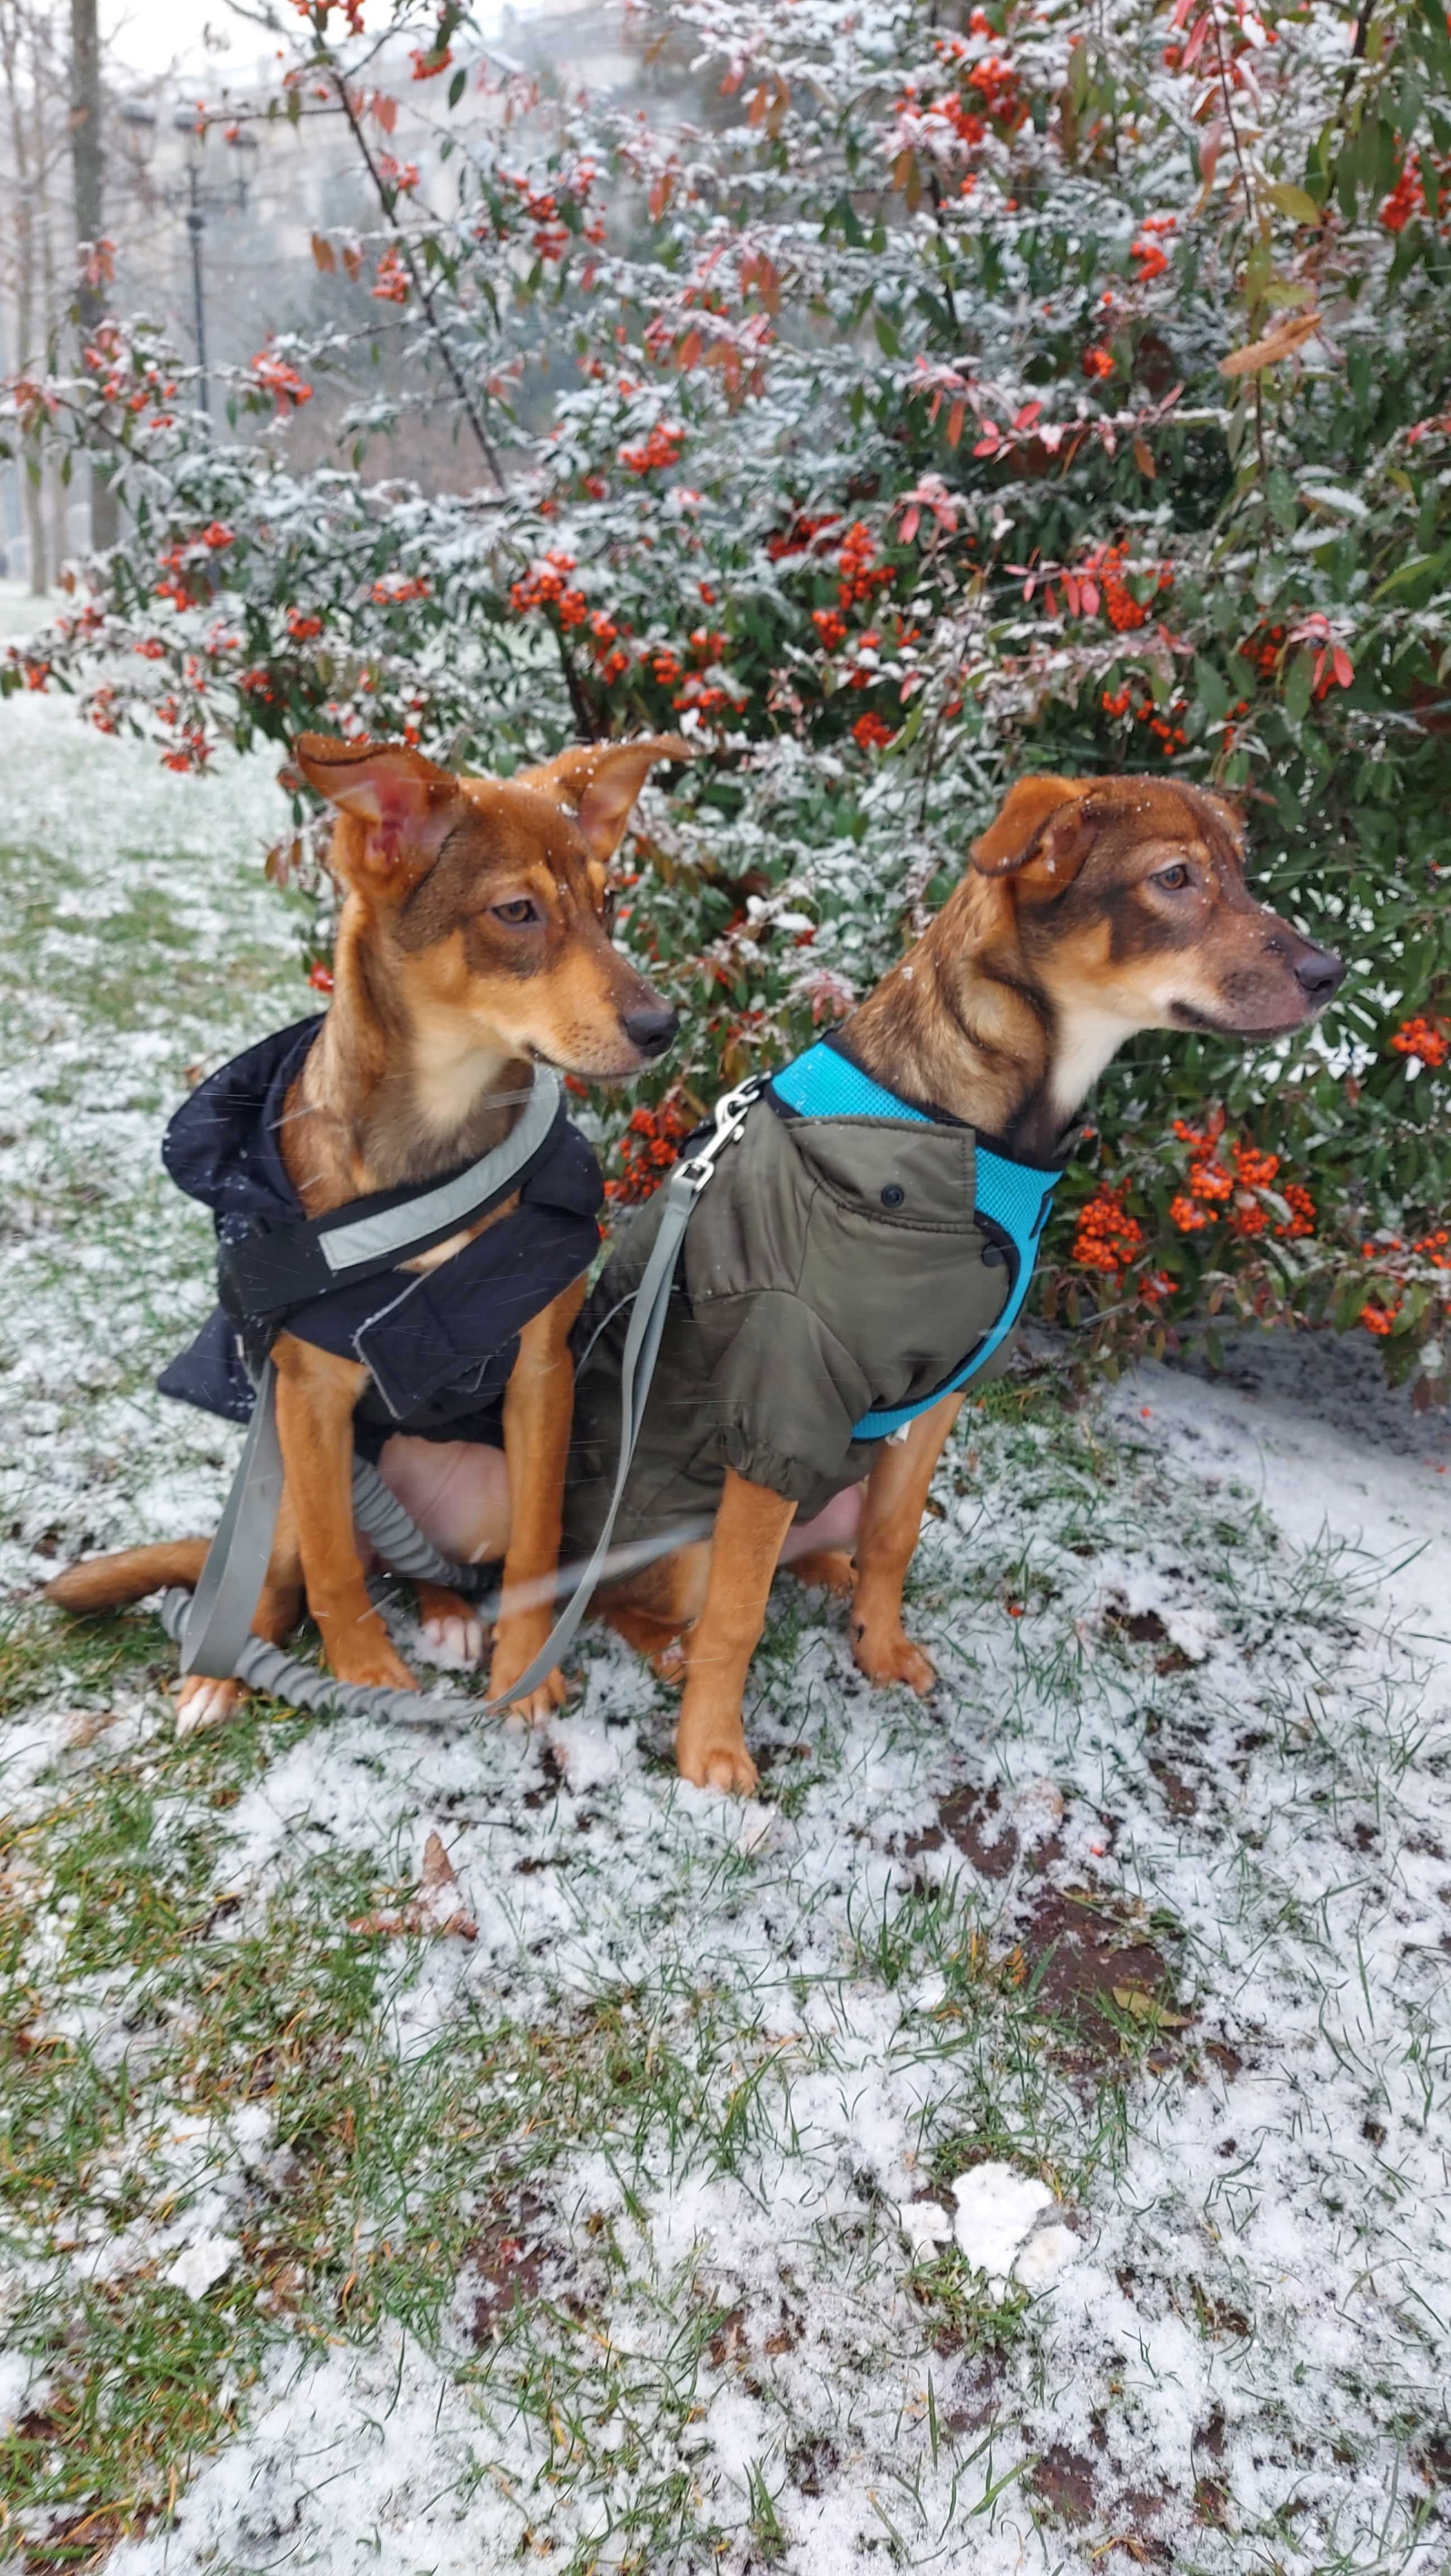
(1, 691, 1448, 2576)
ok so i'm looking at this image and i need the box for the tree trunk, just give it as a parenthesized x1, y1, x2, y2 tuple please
(69, 0, 116, 547)
(22, 457, 47, 596)
(2, 2, 47, 591)
(36, 28, 68, 582)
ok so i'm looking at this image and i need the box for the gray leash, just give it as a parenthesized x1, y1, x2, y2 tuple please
(177, 1072, 766, 1719)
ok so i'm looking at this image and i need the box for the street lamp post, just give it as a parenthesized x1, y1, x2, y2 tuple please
(180, 139, 211, 421)
(119, 100, 257, 432)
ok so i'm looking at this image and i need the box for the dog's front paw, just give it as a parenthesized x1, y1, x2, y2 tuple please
(676, 1713, 759, 1795)
(175, 1674, 247, 1736)
(851, 1618, 938, 1695)
(488, 1616, 569, 1723)
(322, 1604, 417, 1694)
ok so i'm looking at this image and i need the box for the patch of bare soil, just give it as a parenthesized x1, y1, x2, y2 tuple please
(468, 2187, 549, 2340)
(1015, 1886, 1187, 2070)
(1028, 2436, 1174, 2563)
(904, 1782, 1063, 1880)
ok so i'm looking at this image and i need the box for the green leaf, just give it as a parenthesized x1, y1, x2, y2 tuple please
(1267, 468, 1298, 534)
(1371, 547, 1451, 603)
(1194, 658, 1230, 723)
(448, 67, 465, 109)
(1284, 650, 1314, 723)
(1268, 182, 1322, 225)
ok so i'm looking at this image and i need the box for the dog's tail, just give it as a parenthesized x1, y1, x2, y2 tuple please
(45, 1541, 211, 1616)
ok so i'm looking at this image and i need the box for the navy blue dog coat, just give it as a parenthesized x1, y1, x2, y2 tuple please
(158, 1016, 603, 1458)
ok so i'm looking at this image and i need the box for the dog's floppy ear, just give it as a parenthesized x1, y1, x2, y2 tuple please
(516, 734, 693, 863)
(294, 735, 462, 895)
(971, 774, 1101, 896)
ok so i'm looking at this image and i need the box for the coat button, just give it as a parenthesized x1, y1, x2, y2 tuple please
(982, 1244, 1006, 1267)
(880, 1183, 904, 1207)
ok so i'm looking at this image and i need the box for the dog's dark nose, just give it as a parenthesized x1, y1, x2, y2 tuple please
(1293, 944, 1344, 1005)
(622, 1003, 679, 1059)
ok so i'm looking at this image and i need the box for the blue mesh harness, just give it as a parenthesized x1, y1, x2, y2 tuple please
(768, 1040, 1063, 1441)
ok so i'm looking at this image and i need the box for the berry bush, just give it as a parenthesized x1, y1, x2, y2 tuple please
(5, 0, 1450, 1396)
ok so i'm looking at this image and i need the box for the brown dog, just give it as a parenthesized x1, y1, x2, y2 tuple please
(578, 772, 1345, 1789)
(46, 730, 689, 1729)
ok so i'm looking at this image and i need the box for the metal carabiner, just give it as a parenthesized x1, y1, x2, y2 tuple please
(675, 1072, 766, 1193)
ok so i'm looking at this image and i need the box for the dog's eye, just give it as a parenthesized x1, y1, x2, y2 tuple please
(1152, 863, 1191, 891)
(492, 896, 541, 927)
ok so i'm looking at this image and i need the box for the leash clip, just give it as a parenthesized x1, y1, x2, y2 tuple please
(676, 1073, 766, 1194)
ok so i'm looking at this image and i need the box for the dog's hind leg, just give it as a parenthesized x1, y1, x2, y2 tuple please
(780, 1484, 863, 1596)
(415, 1582, 489, 1668)
(376, 1436, 511, 1672)
(176, 1496, 304, 1737)
(601, 1600, 691, 1683)
(784, 1549, 856, 1597)
(599, 1536, 710, 1685)
(46, 1539, 212, 1614)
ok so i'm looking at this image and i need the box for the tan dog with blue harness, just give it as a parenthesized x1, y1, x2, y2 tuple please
(562, 772, 1343, 1789)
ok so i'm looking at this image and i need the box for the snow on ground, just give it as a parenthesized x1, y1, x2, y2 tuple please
(1, 686, 1448, 2575)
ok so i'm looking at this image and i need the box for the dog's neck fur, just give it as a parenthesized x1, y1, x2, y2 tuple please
(277, 904, 529, 1214)
(847, 873, 1126, 1161)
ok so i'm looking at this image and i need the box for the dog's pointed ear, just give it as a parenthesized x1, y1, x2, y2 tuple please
(294, 735, 462, 894)
(971, 775, 1100, 895)
(1200, 787, 1246, 841)
(516, 734, 694, 863)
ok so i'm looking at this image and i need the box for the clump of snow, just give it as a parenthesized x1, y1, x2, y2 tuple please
(897, 2197, 954, 2260)
(0, 2349, 40, 2434)
(951, 2162, 1056, 2291)
(163, 2234, 240, 2300)
(901, 2163, 1080, 2297)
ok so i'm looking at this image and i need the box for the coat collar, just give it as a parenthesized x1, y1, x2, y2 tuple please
(770, 1032, 1069, 1174)
(162, 1014, 323, 1227)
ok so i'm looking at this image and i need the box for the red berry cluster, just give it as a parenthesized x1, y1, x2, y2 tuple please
(619, 423, 685, 476)
(1101, 682, 1187, 750)
(766, 512, 841, 562)
(372, 247, 408, 304)
(1169, 1114, 1316, 1241)
(1389, 1013, 1449, 1067)
(509, 549, 583, 622)
(606, 1094, 696, 1203)
(852, 710, 895, 750)
(835, 522, 894, 611)
(1071, 1186, 1145, 1279)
